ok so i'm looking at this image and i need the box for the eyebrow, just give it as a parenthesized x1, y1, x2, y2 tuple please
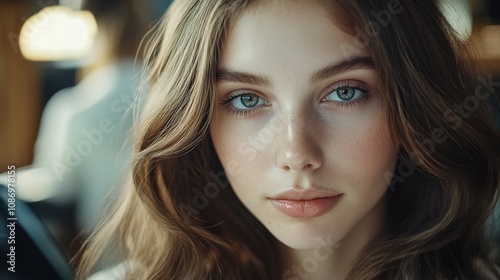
(216, 56, 374, 86)
(310, 56, 374, 83)
(216, 69, 272, 87)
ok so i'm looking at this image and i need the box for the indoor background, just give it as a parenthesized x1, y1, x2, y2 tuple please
(0, 0, 498, 277)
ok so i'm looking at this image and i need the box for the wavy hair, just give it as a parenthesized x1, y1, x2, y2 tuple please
(76, 0, 500, 279)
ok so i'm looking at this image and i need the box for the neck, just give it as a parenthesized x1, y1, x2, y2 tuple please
(279, 194, 388, 280)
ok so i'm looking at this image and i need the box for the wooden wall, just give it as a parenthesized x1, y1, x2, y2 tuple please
(0, 1, 42, 172)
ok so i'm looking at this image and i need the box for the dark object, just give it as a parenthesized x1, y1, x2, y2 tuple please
(0, 184, 73, 280)
(486, 0, 500, 23)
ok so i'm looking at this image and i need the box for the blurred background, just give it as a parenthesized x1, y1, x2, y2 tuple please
(0, 0, 498, 277)
(0, 0, 171, 277)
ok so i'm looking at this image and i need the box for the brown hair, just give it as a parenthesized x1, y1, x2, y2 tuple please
(332, 0, 500, 279)
(76, 0, 500, 279)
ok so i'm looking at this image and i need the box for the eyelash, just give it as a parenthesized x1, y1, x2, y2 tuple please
(324, 83, 372, 109)
(219, 92, 265, 117)
(219, 82, 372, 117)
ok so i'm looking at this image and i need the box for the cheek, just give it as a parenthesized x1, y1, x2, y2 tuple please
(328, 113, 398, 195)
(209, 115, 265, 183)
(210, 130, 257, 217)
(210, 114, 279, 207)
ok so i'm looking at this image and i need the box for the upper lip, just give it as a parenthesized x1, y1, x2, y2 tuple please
(270, 188, 342, 200)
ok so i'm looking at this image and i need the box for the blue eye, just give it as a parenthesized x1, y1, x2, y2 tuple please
(325, 86, 365, 102)
(229, 94, 266, 109)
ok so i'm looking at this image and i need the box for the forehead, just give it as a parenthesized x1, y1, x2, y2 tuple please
(219, 0, 367, 73)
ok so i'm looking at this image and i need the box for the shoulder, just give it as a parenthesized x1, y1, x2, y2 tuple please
(87, 262, 130, 280)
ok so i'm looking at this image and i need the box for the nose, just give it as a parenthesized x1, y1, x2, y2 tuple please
(275, 111, 324, 172)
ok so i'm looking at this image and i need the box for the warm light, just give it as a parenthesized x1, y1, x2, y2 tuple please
(19, 6, 97, 61)
(439, 0, 473, 40)
(479, 25, 500, 58)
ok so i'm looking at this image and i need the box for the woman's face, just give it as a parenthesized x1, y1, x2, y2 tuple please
(210, 1, 398, 249)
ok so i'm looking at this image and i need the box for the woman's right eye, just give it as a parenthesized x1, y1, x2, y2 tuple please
(218, 92, 270, 117)
(230, 94, 266, 110)
(225, 93, 267, 110)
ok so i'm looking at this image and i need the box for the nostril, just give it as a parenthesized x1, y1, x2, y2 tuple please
(281, 163, 317, 172)
(304, 163, 314, 170)
(276, 137, 324, 172)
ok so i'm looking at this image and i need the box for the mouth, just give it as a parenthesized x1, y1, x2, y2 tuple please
(269, 189, 343, 218)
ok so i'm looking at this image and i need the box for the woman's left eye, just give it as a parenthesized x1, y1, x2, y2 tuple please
(324, 86, 365, 102)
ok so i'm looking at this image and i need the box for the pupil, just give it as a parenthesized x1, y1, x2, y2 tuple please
(338, 88, 354, 100)
(241, 95, 258, 107)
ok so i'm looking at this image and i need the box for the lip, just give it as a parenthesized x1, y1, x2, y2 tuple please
(269, 189, 342, 218)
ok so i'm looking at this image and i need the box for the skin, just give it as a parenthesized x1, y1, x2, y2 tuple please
(210, 1, 398, 278)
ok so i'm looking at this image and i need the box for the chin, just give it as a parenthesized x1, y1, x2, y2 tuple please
(269, 220, 344, 250)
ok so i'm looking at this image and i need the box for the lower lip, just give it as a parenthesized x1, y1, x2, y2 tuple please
(270, 195, 342, 218)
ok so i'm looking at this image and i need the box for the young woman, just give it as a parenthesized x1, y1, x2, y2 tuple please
(77, 0, 500, 279)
